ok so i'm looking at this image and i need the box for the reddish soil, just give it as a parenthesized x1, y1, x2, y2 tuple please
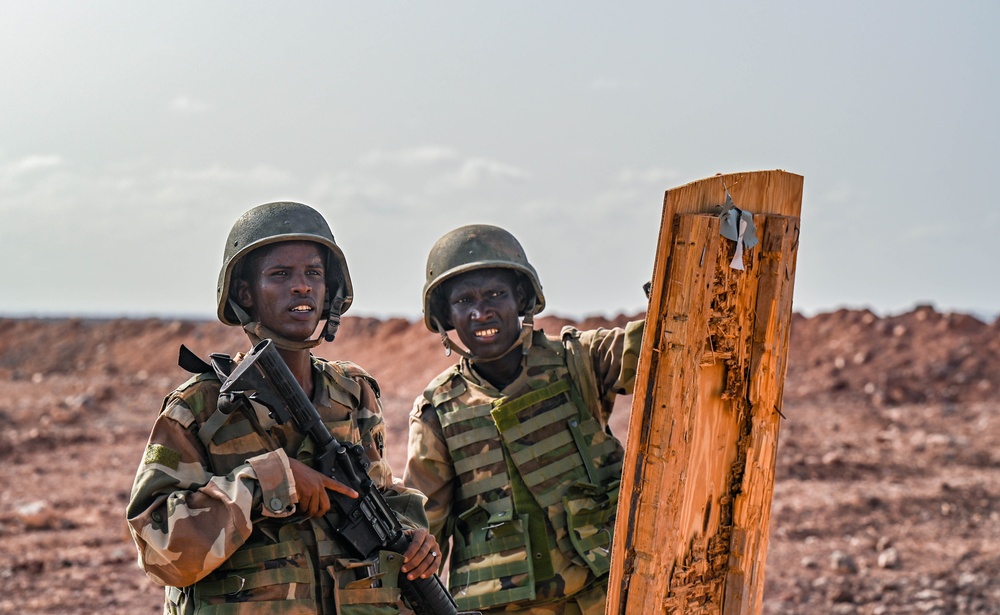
(0, 306, 997, 614)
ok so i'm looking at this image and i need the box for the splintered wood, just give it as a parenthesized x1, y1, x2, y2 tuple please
(608, 171, 803, 615)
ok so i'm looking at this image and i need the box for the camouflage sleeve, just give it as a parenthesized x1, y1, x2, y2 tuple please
(587, 319, 644, 399)
(351, 375, 429, 530)
(125, 394, 297, 588)
(403, 396, 454, 548)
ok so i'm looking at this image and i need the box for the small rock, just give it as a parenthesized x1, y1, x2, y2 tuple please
(829, 584, 854, 603)
(830, 551, 858, 574)
(64, 394, 95, 410)
(957, 572, 979, 588)
(877, 547, 901, 569)
(925, 433, 952, 446)
(822, 451, 841, 465)
(16, 500, 57, 530)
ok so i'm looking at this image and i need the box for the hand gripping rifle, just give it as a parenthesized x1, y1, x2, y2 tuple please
(219, 339, 458, 615)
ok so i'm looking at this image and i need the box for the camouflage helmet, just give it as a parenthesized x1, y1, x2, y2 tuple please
(216, 202, 353, 330)
(423, 224, 545, 332)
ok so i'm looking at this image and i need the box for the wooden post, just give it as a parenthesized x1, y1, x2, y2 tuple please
(607, 170, 803, 615)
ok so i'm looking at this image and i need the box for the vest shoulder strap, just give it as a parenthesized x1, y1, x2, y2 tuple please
(175, 344, 244, 448)
(326, 358, 382, 399)
(422, 365, 465, 408)
(560, 326, 602, 422)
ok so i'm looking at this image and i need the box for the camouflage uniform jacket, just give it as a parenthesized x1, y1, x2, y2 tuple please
(404, 322, 642, 613)
(127, 353, 429, 615)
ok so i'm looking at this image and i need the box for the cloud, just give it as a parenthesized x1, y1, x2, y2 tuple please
(153, 164, 291, 185)
(359, 146, 458, 167)
(169, 95, 211, 114)
(3, 155, 63, 176)
(444, 157, 529, 188)
(354, 145, 530, 193)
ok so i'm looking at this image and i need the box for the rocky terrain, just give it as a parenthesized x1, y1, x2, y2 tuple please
(0, 305, 997, 614)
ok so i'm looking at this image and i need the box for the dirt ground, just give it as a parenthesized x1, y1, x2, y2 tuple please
(1, 306, 997, 614)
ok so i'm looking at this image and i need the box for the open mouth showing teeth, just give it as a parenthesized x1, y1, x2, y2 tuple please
(475, 328, 498, 338)
(291, 306, 313, 313)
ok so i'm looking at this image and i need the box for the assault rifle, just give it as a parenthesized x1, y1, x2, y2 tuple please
(219, 339, 459, 615)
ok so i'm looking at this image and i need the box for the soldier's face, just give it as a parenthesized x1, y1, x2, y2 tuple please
(237, 241, 327, 341)
(444, 269, 525, 361)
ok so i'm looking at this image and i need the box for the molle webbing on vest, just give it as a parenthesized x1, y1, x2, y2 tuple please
(567, 418, 600, 485)
(331, 549, 405, 608)
(490, 377, 591, 557)
(435, 334, 625, 609)
(450, 507, 535, 610)
(196, 565, 314, 597)
(491, 380, 571, 428)
(502, 441, 557, 583)
(222, 540, 302, 569)
(441, 401, 510, 508)
(453, 446, 504, 476)
(167, 355, 392, 614)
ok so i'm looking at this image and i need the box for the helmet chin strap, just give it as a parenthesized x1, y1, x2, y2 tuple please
(432, 312, 536, 363)
(229, 299, 324, 351)
(243, 322, 323, 351)
(323, 297, 345, 342)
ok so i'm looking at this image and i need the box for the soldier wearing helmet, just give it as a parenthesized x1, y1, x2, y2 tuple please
(404, 224, 644, 614)
(127, 202, 440, 614)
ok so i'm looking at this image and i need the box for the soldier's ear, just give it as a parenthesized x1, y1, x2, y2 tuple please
(432, 290, 453, 329)
(235, 279, 254, 311)
(514, 276, 529, 313)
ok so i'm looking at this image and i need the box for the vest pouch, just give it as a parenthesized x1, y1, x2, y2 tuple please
(329, 550, 404, 615)
(189, 535, 317, 614)
(450, 503, 536, 611)
(563, 479, 619, 577)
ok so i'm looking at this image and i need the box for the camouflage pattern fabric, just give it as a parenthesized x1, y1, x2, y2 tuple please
(404, 322, 643, 614)
(127, 354, 428, 614)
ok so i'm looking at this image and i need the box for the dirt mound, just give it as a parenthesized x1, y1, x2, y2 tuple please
(1, 307, 997, 613)
(785, 305, 998, 406)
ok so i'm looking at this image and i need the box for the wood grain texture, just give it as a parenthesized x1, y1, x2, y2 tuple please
(608, 171, 802, 615)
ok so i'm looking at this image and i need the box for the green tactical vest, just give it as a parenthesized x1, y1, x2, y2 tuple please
(427, 329, 623, 611)
(163, 358, 406, 615)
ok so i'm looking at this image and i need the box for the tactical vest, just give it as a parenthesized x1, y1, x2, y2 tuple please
(427, 330, 623, 611)
(163, 355, 405, 615)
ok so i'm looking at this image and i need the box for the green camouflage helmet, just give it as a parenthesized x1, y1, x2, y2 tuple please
(216, 202, 353, 335)
(423, 224, 545, 332)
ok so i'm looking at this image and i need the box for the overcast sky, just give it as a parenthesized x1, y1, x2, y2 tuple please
(2, 2, 997, 322)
